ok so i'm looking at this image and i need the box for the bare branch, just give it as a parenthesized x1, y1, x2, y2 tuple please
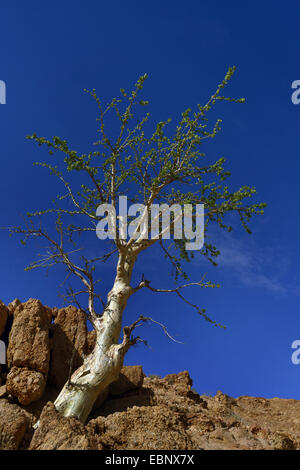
(121, 314, 183, 350)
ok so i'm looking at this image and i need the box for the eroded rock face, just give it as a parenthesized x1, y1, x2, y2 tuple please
(1, 296, 300, 451)
(5, 299, 52, 406)
(0, 301, 9, 338)
(91, 365, 145, 411)
(7, 299, 52, 374)
(89, 405, 191, 450)
(87, 329, 96, 355)
(6, 367, 46, 406)
(0, 399, 29, 450)
(7, 298, 21, 316)
(0, 385, 7, 399)
(109, 365, 144, 396)
(1, 362, 300, 451)
(29, 402, 101, 450)
(49, 306, 88, 390)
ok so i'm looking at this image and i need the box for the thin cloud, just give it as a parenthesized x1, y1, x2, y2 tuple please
(210, 231, 288, 294)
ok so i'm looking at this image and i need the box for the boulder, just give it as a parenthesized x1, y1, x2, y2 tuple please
(6, 367, 46, 406)
(0, 399, 29, 450)
(7, 299, 52, 375)
(49, 306, 87, 390)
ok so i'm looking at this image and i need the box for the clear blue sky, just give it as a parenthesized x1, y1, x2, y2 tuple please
(1, 0, 300, 399)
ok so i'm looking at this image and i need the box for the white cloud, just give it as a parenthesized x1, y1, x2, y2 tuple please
(209, 230, 288, 294)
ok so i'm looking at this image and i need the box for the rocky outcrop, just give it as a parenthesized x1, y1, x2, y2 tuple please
(87, 329, 96, 354)
(6, 367, 46, 406)
(0, 301, 9, 338)
(29, 402, 101, 450)
(92, 365, 145, 411)
(6, 299, 52, 405)
(0, 399, 29, 450)
(25, 369, 300, 450)
(7, 298, 21, 316)
(109, 365, 144, 397)
(137, 375, 300, 450)
(7, 299, 52, 374)
(49, 306, 87, 390)
(89, 405, 192, 450)
(0, 297, 300, 450)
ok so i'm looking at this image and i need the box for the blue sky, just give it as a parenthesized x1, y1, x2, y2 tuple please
(1, 0, 300, 399)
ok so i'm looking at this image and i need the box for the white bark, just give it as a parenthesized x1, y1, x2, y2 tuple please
(53, 251, 137, 423)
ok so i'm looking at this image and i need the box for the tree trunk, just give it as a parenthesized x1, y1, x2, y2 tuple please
(53, 252, 136, 423)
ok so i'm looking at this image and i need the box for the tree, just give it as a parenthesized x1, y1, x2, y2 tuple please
(9, 67, 265, 424)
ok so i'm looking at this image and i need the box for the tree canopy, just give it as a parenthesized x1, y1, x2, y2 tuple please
(11, 66, 266, 330)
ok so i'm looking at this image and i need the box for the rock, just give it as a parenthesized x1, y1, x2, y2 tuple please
(0, 399, 29, 450)
(49, 306, 88, 390)
(163, 371, 193, 397)
(0, 384, 7, 399)
(6, 367, 46, 405)
(7, 299, 52, 375)
(143, 370, 194, 408)
(13, 369, 300, 450)
(7, 298, 21, 315)
(89, 405, 192, 450)
(272, 432, 296, 450)
(91, 351, 144, 412)
(87, 329, 96, 355)
(93, 387, 109, 411)
(109, 365, 144, 396)
(1, 291, 300, 451)
(29, 402, 101, 450)
(0, 300, 9, 338)
(92, 387, 153, 417)
(164, 370, 193, 387)
(51, 307, 59, 318)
